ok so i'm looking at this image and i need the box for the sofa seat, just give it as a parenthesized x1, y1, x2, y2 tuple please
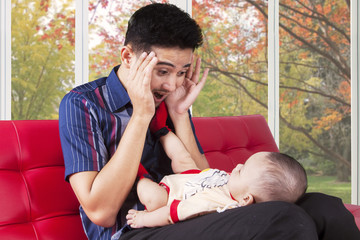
(0, 115, 359, 239)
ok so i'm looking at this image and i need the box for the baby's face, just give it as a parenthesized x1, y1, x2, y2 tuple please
(227, 152, 269, 203)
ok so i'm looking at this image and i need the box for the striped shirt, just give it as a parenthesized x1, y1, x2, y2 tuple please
(59, 66, 203, 239)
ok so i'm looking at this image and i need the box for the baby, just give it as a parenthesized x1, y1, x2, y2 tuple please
(126, 103, 307, 228)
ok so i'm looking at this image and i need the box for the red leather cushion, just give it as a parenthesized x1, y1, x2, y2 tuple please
(0, 120, 87, 240)
(193, 115, 279, 172)
(0, 171, 30, 225)
(345, 204, 360, 230)
(1, 116, 358, 239)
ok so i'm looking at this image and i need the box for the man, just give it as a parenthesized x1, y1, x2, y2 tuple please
(59, 3, 359, 240)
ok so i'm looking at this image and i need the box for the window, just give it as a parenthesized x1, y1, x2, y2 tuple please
(192, 0, 268, 118)
(88, 0, 149, 81)
(88, 0, 166, 81)
(11, 0, 75, 120)
(192, 0, 354, 204)
(278, 0, 351, 202)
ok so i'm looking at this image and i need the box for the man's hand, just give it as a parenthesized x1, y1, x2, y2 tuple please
(125, 51, 158, 119)
(165, 57, 209, 116)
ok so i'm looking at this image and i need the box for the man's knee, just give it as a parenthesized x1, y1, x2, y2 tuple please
(297, 192, 360, 240)
(225, 201, 317, 240)
(121, 201, 318, 240)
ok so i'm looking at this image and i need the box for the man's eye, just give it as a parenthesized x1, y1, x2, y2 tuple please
(158, 70, 168, 75)
(177, 71, 186, 77)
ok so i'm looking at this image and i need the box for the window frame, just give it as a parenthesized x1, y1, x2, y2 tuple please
(75, 0, 88, 87)
(0, 0, 11, 120)
(351, 0, 360, 204)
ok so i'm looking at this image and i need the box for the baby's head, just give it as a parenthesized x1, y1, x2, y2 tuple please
(227, 151, 307, 206)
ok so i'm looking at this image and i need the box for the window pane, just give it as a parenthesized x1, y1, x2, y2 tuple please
(279, 0, 351, 202)
(88, 0, 151, 81)
(192, 0, 268, 118)
(11, 0, 75, 120)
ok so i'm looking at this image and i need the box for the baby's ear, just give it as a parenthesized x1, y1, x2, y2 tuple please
(239, 193, 254, 206)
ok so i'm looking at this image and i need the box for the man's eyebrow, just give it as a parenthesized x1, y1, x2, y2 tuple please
(156, 62, 191, 68)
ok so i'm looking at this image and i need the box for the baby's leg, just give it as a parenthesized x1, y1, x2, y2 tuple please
(160, 131, 199, 173)
(137, 178, 168, 211)
(126, 206, 171, 228)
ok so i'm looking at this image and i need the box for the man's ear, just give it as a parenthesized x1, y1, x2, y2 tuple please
(120, 45, 134, 68)
(239, 193, 254, 206)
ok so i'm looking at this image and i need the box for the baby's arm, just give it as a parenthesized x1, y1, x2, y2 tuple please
(126, 206, 171, 228)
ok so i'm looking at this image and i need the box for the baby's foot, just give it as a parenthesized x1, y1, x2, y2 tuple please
(126, 209, 147, 228)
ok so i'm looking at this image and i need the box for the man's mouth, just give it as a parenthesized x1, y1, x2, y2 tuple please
(153, 92, 164, 100)
(153, 91, 168, 101)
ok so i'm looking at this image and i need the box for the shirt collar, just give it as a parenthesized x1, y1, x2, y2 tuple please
(106, 65, 131, 112)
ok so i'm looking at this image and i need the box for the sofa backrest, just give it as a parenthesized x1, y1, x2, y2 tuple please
(0, 120, 87, 240)
(2, 116, 357, 237)
(192, 115, 279, 172)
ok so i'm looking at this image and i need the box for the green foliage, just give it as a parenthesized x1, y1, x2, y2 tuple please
(193, 0, 351, 183)
(192, 0, 268, 118)
(11, 0, 75, 120)
(88, 1, 148, 81)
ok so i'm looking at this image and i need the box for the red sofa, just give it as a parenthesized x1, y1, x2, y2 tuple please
(0, 115, 359, 239)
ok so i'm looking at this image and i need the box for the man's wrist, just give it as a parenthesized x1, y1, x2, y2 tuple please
(131, 112, 153, 126)
(168, 110, 189, 125)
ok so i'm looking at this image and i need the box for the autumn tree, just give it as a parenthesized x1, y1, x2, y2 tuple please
(276, 0, 351, 181)
(11, 0, 75, 119)
(88, 0, 167, 81)
(193, 0, 350, 181)
(192, 0, 268, 117)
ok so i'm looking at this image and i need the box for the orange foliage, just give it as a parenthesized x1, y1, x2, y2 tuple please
(338, 81, 350, 102)
(280, 0, 350, 55)
(37, 5, 75, 49)
(314, 109, 343, 131)
(40, 0, 49, 12)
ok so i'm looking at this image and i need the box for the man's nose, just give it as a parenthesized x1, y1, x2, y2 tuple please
(162, 77, 178, 92)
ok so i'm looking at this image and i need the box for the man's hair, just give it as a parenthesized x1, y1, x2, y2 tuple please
(124, 3, 203, 53)
(253, 152, 307, 203)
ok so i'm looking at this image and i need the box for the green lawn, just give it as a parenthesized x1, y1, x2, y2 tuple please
(307, 175, 351, 204)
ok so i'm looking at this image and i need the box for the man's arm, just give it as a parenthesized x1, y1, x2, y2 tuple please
(68, 114, 152, 227)
(166, 57, 209, 170)
(64, 52, 158, 228)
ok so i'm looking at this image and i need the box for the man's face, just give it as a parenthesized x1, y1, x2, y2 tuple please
(147, 46, 193, 107)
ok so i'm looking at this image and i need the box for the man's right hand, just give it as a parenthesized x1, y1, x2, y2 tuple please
(124, 51, 158, 119)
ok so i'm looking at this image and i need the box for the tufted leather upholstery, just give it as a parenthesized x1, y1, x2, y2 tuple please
(0, 120, 87, 240)
(192, 115, 279, 172)
(0, 115, 359, 239)
(345, 203, 360, 230)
